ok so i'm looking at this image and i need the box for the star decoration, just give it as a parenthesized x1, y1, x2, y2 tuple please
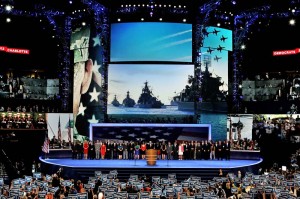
(93, 35, 101, 47)
(78, 102, 86, 116)
(88, 114, 98, 124)
(163, 132, 171, 136)
(142, 131, 149, 135)
(109, 131, 116, 135)
(128, 133, 137, 137)
(121, 129, 129, 132)
(93, 60, 101, 73)
(115, 135, 123, 139)
(150, 135, 158, 139)
(89, 87, 100, 102)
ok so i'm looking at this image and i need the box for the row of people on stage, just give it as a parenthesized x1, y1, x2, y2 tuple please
(70, 139, 231, 161)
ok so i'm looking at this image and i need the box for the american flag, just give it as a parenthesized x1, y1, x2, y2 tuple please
(57, 116, 62, 143)
(42, 132, 50, 154)
(72, 25, 105, 140)
(67, 116, 72, 143)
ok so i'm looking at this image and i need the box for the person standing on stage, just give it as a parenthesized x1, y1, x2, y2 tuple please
(182, 141, 187, 160)
(224, 140, 231, 160)
(196, 141, 201, 160)
(210, 141, 216, 160)
(88, 141, 95, 160)
(166, 141, 173, 160)
(161, 141, 167, 160)
(178, 142, 184, 160)
(117, 142, 123, 159)
(190, 141, 195, 160)
(140, 141, 147, 159)
(75, 140, 82, 159)
(173, 141, 178, 160)
(147, 140, 154, 150)
(106, 140, 112, 159)
(113, 142, 118, 159)
(94, 140, 101, 160)
(204, 140, 211, 160)
(216, 140, 223, 160)
(155, 141, 161, 160)
(71, 140, 77, 159)
(123, 142, 128, 160)
(134, 142, 140, 160)
(100, 141, 106, 160)
(83, 140, 89, 159)
(129, 141, 135, 160)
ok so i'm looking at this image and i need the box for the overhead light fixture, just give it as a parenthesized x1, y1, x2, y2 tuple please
(5, 4, 12, 11)
(289, 19, 296, 26)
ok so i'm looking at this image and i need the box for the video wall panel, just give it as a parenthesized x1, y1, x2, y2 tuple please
(110, 22, 192, 63)
(107, 64, 195, 116)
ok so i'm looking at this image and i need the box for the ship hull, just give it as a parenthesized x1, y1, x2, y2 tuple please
(139, 104, 165, 109)
(177, 101, 228, 113)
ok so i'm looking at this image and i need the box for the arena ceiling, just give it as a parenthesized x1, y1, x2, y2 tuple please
(0, 0, 300, 72)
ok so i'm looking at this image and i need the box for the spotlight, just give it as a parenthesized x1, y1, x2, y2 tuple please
(289, 19, 296, 26)
(231, 0, 236, 5)
(5, 4, 12, 11)
(6, 18, 11, 23)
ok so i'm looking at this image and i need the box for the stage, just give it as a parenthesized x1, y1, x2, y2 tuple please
(40, 158, 262, 169)
(39, 156, 263, 182)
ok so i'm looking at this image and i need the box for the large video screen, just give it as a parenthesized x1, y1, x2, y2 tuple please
(199, 26, 232, 113)
(110, 22, 192, 62)
(107, 64, 195, 116)
(90, 123, 211, 143)
(71, 25, 105, 140)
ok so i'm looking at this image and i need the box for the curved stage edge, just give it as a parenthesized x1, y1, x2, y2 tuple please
(40, 156, 263, 182)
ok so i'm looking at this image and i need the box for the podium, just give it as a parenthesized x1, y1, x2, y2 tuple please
(146, 149, 157, 166)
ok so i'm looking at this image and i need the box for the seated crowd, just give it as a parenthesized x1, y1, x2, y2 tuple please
(1, 158, 300, 199)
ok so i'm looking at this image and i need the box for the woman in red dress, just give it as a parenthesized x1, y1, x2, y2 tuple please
(140, 142, 147, 159)
(100, 142, 106, 159)
(83, 140, 89, 159)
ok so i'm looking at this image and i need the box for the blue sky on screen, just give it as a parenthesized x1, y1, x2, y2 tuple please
(201, 26, 232, 91)
(108, 64, 194, 105)
(110, 22, 192, 62)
